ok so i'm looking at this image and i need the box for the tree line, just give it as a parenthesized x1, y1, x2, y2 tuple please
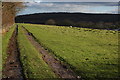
(16, 13, 120, 30)
(45, 19, 120, 30)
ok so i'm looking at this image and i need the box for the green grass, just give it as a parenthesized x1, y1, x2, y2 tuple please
(18, 27, 57, 79)
(2, 25, 16, 66)
(0, 30, 2, 78)
(19, 23, 119, 79)
(2, 25, 16, 78)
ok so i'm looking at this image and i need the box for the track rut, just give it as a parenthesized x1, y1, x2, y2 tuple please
(22, 26, 80, 79)
(2, 26, 25, 80)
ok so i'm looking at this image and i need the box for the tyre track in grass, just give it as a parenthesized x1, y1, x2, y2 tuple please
(22, 26, 80, 79)
(2, 26, 25, 80)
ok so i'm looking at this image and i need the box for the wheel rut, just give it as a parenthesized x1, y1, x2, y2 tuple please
(22, 26, 81, 79)
(2, 26, 25, 80)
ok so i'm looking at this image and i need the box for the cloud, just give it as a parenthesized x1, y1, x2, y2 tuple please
(78, 2, 118, 6)
(3, 0, 120, 2)
(33, 0, 120, 2)
(27, 2, 119, 7)
(110, 8, 118, 14)
(17, 2, 118, 15)
(27, 2, 89, 12)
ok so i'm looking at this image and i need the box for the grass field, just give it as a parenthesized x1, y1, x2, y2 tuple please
(2, 25, 16, 78)
(0, 30, 2, 78)
(18, 23, 119, 79)
(18, 27, 57, 78)
(2, 25, 16, 65)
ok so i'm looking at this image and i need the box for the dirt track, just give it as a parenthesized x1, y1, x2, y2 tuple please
(22, 26, 80, 79)
(2, 26, 25, 80)
(2, 25, 81, 79)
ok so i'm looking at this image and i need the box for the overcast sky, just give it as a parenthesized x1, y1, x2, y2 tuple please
(3, 0, 120, 2)
(17, 1, 119, 15)
(3, 0, 119, 15)
(33, 0, 120, 2)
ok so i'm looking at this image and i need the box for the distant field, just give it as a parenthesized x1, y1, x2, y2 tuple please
(18, 23, 119, 79)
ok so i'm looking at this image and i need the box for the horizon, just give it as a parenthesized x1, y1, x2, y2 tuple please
(16, 12, 119, 16)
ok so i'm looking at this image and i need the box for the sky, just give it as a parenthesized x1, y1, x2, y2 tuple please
(16, 0, 119, 15)
(3, 0, 120, 2)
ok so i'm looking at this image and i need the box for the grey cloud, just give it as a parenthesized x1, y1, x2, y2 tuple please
(26, 2, 118, 13)
(27, 2, 119, 7)
(3, 0, 120, 2)
(110, 8, 118, 14)
(36, 0, 120, 2)
(18, 2, 118, 15)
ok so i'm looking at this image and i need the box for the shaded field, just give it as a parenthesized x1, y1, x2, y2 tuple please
(18, 23, 119, 79)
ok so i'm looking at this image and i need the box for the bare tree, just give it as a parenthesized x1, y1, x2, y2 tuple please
(2, 2, 25, 33)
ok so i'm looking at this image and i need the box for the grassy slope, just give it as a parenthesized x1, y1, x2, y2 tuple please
(0, 31, 2, 77)
(2, 25, 15, 66)
(18, 27, 57, 78)
(20, 23, 118, 79)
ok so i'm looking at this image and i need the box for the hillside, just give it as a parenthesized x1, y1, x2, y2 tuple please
(15, 13, 120, 29)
